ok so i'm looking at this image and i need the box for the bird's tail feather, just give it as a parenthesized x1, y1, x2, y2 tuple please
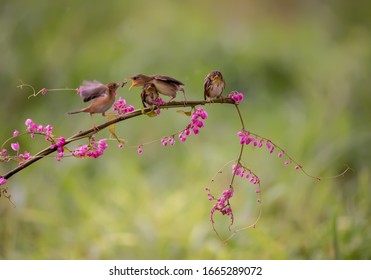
(67, 109, 84, 115)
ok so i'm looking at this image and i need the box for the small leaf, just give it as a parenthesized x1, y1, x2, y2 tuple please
(146, 111, 158, 118)
(176, 110, 192, 116)
(105, 113, 117, 135)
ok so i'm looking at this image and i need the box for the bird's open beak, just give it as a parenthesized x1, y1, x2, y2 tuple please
(128, 78, 136, 90)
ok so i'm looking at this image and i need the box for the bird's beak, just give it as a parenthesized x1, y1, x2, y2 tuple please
(128, 78, 136, 90)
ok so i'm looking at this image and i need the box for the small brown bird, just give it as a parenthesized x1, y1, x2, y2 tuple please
(141, 83, 159, 108)
(128, 74, 186, 102)
(68, 80, 125, 127)
(204, 70, 225, 101)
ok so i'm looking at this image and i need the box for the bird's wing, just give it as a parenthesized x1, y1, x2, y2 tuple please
(79, 81, 109, 102)
(154, 75, 184, 85)
(203, 76, 212, 100)
(140, 89, 147, 107)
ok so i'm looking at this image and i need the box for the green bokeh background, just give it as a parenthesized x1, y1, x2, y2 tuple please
(1, 0, 370, 259)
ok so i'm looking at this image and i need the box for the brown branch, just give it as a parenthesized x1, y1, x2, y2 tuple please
(2, 98, 236, 180)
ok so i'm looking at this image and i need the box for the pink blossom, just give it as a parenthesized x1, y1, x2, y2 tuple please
(161, 138, 168, 147)
(207, 188, 234, 223)
(118, 143, 124, 149)
(153, 98, 166, 106)
(41, 88, 47, 95)
(13, 130, 19, 137)
(113, 98, 135, 115)
(137, 145, 143, 154)
(169, 136, 175, 146)
(23, 119, 54, 140)
(2, 149, 7, 155)
(11, 142, 20, 151)
(19, 151, 31, 161)
(25, 118, 33, 126)
(0, 177, 7, 185)
(228, 92, 244, 104)
(71, 138, 108, 159)
(237, 130, 256, 146)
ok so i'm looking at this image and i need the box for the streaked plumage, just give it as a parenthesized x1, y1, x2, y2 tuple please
(129, 74, 186, 102)
(141, 83, 159, 108)
(204, 70, 225, 101)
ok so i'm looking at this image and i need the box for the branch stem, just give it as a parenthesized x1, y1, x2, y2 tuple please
(2, 98, 236, 180)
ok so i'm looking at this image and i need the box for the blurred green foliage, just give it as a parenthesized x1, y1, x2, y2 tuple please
(1, 0, 371, 259)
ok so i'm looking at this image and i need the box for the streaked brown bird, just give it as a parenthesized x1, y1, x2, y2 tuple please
(141, 83, 159, 108)
(128, 74, 186, 102)
(204, 70, 225, 101)
(68, 80, 125, 127)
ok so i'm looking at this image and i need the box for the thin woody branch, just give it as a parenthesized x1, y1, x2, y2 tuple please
(1, 98, 236, 180)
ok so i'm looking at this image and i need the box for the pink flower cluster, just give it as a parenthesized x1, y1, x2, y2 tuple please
(1, 146, 32, 165)
(237, 130, 301, 170)
(232, 163, 260, 185)
(161, 136, 175, 147)
(49, 137, 66, 161)
(237, 130, 263, 147)
(71, 139, 108, 159)
(178, 108, 208, 142)
(152, 98, 165, 106)
(113, 98, 135, 115)
(205, 187, 234, 223)
(25, 118, 53, 140)
(228, 92, 244, 104)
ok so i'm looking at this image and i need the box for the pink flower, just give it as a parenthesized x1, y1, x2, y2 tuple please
(56, 137, 65, 147)
(1, 148, 7, 155)
(25, 118, 33, 126)
(228, 92, 244, 104)
(41, 88, 47, 95)
(11, 142, 20, 151)
(153, 98, 166, 106)
(179, 108, 208, 142)
(137, 145, 143, 154)
(19, 151, 31, 161)
(0, 177, 7, 185)
(207, 188, 234, 223)
(13, 130, 19, 137)
(118, 143, 124, 149)
(161, 138, 168, 147)
(169, 136, 175, 146)
(113, 97, 135, 115)
(71, 138, 108, 159)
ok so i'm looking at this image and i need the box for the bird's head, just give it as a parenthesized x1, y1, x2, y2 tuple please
(210, 70, 223, 82)
(128, 74, 151, 90)
(143, 83, 157, 93)
(107, 82, 120, 92)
